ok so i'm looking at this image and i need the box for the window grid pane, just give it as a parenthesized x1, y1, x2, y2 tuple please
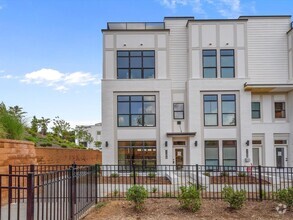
(220, 49, 235, 78)
(203, 50, 217, 78)
(117, 50, 155, 79)
(275, 102, 286, 118)
(173, 103, 184, 119)
(204, 95, 218, 126)
(251, 102, 261, 119)
(221, 94, 236, 126)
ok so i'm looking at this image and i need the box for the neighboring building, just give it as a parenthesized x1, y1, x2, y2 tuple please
(101, 16, 293, 168)
(75, 123, 102, 150)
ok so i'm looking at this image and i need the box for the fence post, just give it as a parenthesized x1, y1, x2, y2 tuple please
(196, 164, 199, 190)
(258, 165, 262, 201)
(8, 165, 12, 204)
(26, 172, 35, 220)
(72, 163, 77, 205)
(30, 164, 35, 173)
(94, 164, 98, 204)
(68, 168, 74, 220)
(133, 163, 136, 185)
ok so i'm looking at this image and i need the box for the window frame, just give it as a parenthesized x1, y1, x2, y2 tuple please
(222, 140, 237, 167)
(173, 103, 184, 119)
(274, 102, 286, 119)
(202, 50, 217, 78)
(221, 94, 236, 126)
(220, 49, 235, 78)
(117, 50, 155, 79)
(117, 95, 156, 127)
(251, 102, 261, 119)
(203, 95, 218, 126)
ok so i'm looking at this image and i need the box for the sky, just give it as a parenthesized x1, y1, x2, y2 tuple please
(0, 0, 293, 128)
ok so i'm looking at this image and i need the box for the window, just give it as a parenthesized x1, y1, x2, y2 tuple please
(117, 95, 156, 127)
(173, 103, 184, 119)
(274, 140, 287, 145)
(251, 102, 261, 119)
(275, 102, 286, 118)
(96, 131, 101, 135)
(220, 49, 234, 78)
(204, 95, 218, 126)
(205, 141, 219, 166)
(203, 50, 217, 78)
(222, 140, 237, 166)
(221, 94, 236, 126)
(118, 141, 156, 170)
(117, 51, 155, 79)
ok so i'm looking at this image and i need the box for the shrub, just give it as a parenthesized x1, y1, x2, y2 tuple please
(220, 172, 230, 177)
(110, 173, 119, 178)
(274, 187, 293, 208)
(238, 172, 247, 177)
(151, 187, 157, 193)
(130, 172, 138, 177)
(148, 172, 156, 178)
(0, 111, 24, 140)
(177, 185, 201, 212)
(203, 172, 210, 177)
(165, 192, 171, 198)
(126, 185, 148, 211)
(222, 186, 246, 209)
(113, 189, 119, 197)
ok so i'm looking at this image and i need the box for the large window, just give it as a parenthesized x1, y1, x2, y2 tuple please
(204, 95, 218, 126)
(222, 140, 237, 166)
(173, 103, 184, 119)
(220, 49, 234, 78)
(274, 102, 286, 118)
(117, 95, 156, 127)
(118, 141, 156, 170)
(251, 102, 261, 119)
(117, 51, 155, 79)
(205, 141, 219, 166)
(221, 94, 236, 126)
(203, 50, 217, 78)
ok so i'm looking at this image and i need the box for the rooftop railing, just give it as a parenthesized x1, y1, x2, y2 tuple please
(107, 22, 165, 30)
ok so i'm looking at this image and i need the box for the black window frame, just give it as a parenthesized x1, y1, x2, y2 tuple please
(204, 140, 219, 169)
(222, 140, 237, 167)
(221, 94, 236, 126)
(220, 49, 235, 78)
(274, 102, 286, 119)
(251, 102, 261, 119)
(202, 50, 217, 78)
(117, 50, 155, 79)
(117, 95, 156, 127)
(203, 95, 218, 126)
(173, 103, 184, 119)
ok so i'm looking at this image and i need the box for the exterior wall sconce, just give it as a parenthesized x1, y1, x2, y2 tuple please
(246, 140, 249, 146)
(226, 42, 229, 45)
(123, 43, 126, 46)
(140, 43, 143, 46)
(105, 141, 109, 147)
(194, 141, 198, 147)
(165, 141, 168, 147)
(209, 43, 212, 45)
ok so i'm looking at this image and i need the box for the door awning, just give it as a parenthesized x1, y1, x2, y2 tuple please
(244, 83, 293, 92)
(166, 132, 196, 137)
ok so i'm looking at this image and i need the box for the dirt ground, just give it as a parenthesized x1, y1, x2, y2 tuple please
(83, 199, 292, 220)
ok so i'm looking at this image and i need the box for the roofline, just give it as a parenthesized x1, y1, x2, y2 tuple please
(164, 16, 194, 20)
(239, 15, 291, 18)
(101, 29, 170, 33)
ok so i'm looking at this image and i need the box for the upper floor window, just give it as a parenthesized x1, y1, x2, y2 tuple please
(203, 50, 217, 78)
(117, 95, 156, 127)
(220, 49, 234, 78)
(173, 103, 184, 119)
(204, 95, 218, 126)
(117, 51, 155, 79)
(251, 102, 261, 119)
(221, 95, 236, 126)
(274, 102, 286, 118)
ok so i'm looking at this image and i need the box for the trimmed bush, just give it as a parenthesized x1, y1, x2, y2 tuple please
(110, 173, 119, 178)
(222, 186, 246, 209)
(147, 172, 156, 178)
(274, 187, 293, 208)
(177, 185, 201, 212)
(126, 185, 148, 211)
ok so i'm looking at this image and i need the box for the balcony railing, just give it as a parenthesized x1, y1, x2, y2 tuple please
(107, 22, 165, 30)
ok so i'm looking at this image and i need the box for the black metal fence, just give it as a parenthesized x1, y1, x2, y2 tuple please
(0, 164, 98, 220)
(97, 164, 293, 201)
(1, 164, 293, 220)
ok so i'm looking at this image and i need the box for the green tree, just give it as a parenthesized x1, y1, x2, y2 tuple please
(75, 126, 94, 145)
(30, 116, 39, 133)
(8, 105, 27, 121)
(38, 117, 50, 135)
(52, 116, 72, 140)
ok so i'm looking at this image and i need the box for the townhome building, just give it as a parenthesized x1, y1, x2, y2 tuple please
(101, 16, 293, 169)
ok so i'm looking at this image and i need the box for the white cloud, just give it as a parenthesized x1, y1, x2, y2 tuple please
(0, 74, 13, 79)
(160, 0, 188, 9)
(21, 68, 100, 92)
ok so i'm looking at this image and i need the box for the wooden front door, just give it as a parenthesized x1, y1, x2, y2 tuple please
(175, 149, 184, 170)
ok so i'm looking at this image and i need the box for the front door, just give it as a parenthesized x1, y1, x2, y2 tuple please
(175, 149, 184, 170)
(252, 147, 262, 166)
(276, 147, 287, 168)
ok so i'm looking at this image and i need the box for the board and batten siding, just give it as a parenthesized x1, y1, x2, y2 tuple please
(246, 18, 290, 83)
(165, 19, 188, 90)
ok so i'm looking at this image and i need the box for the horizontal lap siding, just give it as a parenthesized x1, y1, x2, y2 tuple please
(247, 19, 290, 82)
(165, 20, 188, 89)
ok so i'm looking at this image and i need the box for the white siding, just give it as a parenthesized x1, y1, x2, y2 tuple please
(246, 18, 290, 82)
(165, 20, 188, 89)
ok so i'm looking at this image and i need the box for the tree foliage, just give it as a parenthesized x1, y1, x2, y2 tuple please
(75, 126, 94, 144)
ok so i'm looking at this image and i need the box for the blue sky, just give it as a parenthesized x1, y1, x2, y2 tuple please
(0, 0, 292, 128)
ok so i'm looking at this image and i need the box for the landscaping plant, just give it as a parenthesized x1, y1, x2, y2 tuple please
(148, 172, 156, 178)
(177, 185, 201, 212)
(222, 186, 246, 209)
(126, 185, 148, 211)
(274, 187, 293, 208)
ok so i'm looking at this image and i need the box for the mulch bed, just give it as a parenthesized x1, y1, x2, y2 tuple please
(210, 176, 270, 184)
(99, 176, 171, 184)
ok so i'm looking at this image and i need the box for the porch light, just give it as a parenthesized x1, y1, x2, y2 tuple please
(105, 141, 109, 147)
(246, 140, 249, 146)
(165, 141, 168, 147)
(194, 141, 198, 147)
